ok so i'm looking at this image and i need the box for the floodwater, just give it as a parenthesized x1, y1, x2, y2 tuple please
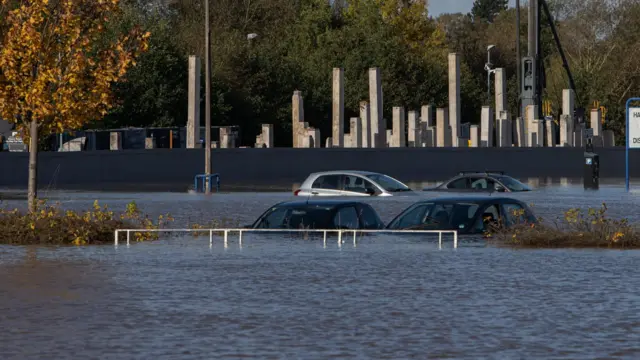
(1, 179, 640, 359)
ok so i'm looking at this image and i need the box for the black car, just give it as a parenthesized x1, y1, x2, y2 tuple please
(423, 171, 532, 193)
(249, 199, 385, 230)
(386, 196, 537, 235)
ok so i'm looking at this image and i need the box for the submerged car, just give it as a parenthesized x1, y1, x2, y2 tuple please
(294, 170, 414, 197)
(248, 199, 385, 230)
(423, 171, 532, 193)
(386, 196, 537, 235)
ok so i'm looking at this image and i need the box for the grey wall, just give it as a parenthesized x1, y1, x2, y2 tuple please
(1, 147, 639, 191)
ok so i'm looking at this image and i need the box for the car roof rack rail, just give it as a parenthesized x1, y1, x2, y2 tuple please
(458, 170, 506, 175)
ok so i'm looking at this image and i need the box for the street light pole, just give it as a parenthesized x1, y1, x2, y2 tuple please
(486, 45, 495, 105)
(204, 0, 212, 194)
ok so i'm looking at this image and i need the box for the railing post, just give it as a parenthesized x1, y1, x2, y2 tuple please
(338, 230, 342, 245)
(453, 231, 458, 249)
(224, 230, 228, 247)
(126, 230, 131, 246)
(323, 230, 327, 248)
(438, 232, 442, 247)
(209, 229, 213, 246)
(353, 230, 357, 247)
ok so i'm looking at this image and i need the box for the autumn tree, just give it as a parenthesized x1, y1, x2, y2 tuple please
(0, 0, 150, 212)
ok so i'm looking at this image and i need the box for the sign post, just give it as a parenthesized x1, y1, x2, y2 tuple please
(625, 98, 640, 192)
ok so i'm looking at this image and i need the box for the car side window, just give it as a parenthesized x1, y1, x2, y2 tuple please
(447, 177, 469, 189)
(342, 175, 377, 194)
(357, 204, 382, 229)
(473, 204, 500, 231)
(333, 206, 360, 229)
(394, 204, 429, 228)
(469, 177, 496, 190)
(312, 175, 341, 190)
(503, 203, 526, 224)
(256, 207, 289, 228)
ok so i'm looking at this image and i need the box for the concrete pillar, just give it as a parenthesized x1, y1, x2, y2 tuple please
(590, 108, 602, 136)
(292, 90, 305, 148)
(420, 124, 435, 147)
(187, 55, 201, 149)
(369, 68, 385, 147)
(526, 105, 543, 147)
(546, 118, 557, 147)
(494, 68, 507, 114)
(386, 130, 392, 147)
(470, 125, 479, 147)
(305, 127, 322, 149)
(436, 108, 451, 147)
(109, 132, 122, 150)
(603, 130, 615, 147)
(573, 124, 584, 148)
(448, 53, 461, 146)
(420, 105, 433, 127)
(515, 117, 526, 147)
(349, 117, 362, 148)
(332, 68, 344, 147)
(145, 137, 156, 149)
(325, 137, 332, 148)
(407, 111, 419, 147)
(559, 114, 571, 147)
(496, 111, 511, 147)
(219, 127, 229, 148)
(261, 124, 273, 148)
(360, 101, 370, 148)
(392, 107, 406, 147)
(562, 89, 575, 146)
(480, 106, 494, 147)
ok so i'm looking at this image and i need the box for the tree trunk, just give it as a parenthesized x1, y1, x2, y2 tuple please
(27, 119, 38, 213)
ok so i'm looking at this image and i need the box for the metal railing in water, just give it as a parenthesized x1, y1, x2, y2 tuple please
(114, 228, 458, 248)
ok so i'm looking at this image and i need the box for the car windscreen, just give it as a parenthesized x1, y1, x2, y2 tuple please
(255, 206, 334, 229)
(366, 174, 410, 192)
(496, 176, 531, 191)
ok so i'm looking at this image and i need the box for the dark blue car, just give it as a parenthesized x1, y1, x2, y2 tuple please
(386, 196, 537, 235)
(249, 199, 385, 230)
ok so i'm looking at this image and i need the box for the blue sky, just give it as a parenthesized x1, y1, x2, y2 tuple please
(429, 0, 517, 17)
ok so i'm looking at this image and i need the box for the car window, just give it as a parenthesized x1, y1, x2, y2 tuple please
(503, 203, 526, 224)
(390, 204, 431, 229)
(333, 206, 360, 229)
(473, 204, 501, 231)
(469, 177, 495, 190)
(366, 174, 410, 192)
(256, 207, 289, 228)
(447, 177, 469, 189)
(343, 175, 377, 194)
(312, 175, 341, 190)
(358, 204, 382, 229)
(495, 176, 531, 191)
(441, 203, 480, 230)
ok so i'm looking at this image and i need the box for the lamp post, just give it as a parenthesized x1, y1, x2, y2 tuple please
(485, 45, 496, 105)
(204, 0, 212, 194)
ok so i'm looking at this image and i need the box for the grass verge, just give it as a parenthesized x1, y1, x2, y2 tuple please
(0, 200, 172, 245)
(487, 203, 640, 249)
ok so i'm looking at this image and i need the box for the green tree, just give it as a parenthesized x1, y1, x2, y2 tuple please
(471, 0, 508, 23)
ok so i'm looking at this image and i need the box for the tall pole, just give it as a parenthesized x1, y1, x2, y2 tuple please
(516, 0, 521, 118)
(486, 50, 492, 105)
(204, 0, 212, 194)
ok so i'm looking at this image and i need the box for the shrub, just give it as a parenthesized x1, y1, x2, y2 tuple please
(0, 200, 172, 245)
(487, 203, 640, 249)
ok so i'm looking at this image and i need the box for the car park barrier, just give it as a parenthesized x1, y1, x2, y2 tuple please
(114, 228, 458, 249)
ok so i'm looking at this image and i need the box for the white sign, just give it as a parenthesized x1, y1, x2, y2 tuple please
(630, 107, 640, 148)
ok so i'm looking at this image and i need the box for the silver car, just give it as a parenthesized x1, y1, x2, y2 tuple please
(294, 171, 414, 197)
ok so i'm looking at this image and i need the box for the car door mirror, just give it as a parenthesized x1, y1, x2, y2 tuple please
(494, 184, 506, 192)
(364, 187, 376, 195)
